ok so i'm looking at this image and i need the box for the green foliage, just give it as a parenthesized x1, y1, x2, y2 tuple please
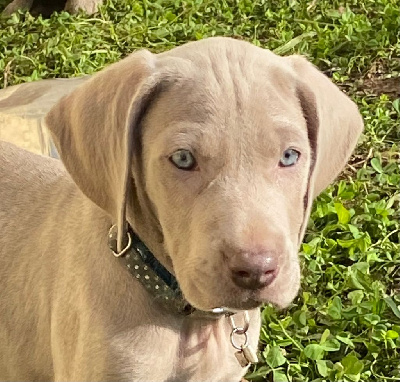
(1, 0, 400, 86)
(1, 0, 399, 380)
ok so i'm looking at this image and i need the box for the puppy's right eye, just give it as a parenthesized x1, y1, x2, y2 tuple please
(169, 149, 197, 171)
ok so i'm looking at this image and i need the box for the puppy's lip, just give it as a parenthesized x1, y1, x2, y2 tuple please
(223, 298, 263, 310)
(220, 295, 288, 311)
(206, 290, 267, 311)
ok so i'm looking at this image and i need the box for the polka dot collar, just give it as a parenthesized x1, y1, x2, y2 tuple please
(108, 225, 231, 317)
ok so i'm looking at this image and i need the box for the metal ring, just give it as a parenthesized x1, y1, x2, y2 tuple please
(111, 231, 132, 258)
(230, 310, 250, 335)
(230, 328, 249, 350)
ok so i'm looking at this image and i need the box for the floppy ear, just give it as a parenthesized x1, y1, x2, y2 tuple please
(45, 50, 161, 250)
(286, 56, 364, 198)
(285, 56, 363, 243)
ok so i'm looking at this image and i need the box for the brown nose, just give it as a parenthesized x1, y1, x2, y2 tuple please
(229, 250, 279, 290)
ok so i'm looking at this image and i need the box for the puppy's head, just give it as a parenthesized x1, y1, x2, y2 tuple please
(46, 37, 363, 311)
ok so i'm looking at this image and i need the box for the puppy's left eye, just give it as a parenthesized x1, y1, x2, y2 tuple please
(169, 149, 197, 171)
(279, 148, 300, 167)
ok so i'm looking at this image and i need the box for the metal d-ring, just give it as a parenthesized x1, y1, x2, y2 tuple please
(108, 225, 132, 258)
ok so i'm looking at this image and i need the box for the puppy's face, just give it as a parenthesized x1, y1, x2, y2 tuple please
(45, 38, 361, 313)
(141, 51, 312, 311)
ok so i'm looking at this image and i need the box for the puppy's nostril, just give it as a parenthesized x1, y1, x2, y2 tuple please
(261, 268, 278, 284)
(234, 270, 251, 278)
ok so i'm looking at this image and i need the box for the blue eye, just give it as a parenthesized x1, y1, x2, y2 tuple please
(169, 149, 197, 171)
(279, 149, 300, 167)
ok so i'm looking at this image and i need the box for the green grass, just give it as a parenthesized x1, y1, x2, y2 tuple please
(1, 1, 399, 381)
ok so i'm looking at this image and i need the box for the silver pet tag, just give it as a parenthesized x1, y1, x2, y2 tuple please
(242, 344, 258, 363)
(235, 347, 250, 368)
(235, 344, 259, 367)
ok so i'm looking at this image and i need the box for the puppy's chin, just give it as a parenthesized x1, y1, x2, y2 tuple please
(182, 280, 299, 312)
(223, 298, 264, 311)
(184, 289, 282, 312)
(214, 291, 297, 311)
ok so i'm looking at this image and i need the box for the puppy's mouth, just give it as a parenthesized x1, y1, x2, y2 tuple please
(223, 297, 264, 311)
(220, 289, 272, 310)
(172, 248, 299, 313)
(183, 269, 297, 312)
(197, 287, 271, 312)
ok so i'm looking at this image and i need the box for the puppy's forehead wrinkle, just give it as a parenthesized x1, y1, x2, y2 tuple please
(162, 38, 263, 104)
(154, 41, 308, 173)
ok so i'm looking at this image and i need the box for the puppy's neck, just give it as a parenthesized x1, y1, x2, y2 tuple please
(130, 219, 173, 273)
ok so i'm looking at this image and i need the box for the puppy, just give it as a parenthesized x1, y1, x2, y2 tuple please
(0, 37, 363, 381)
